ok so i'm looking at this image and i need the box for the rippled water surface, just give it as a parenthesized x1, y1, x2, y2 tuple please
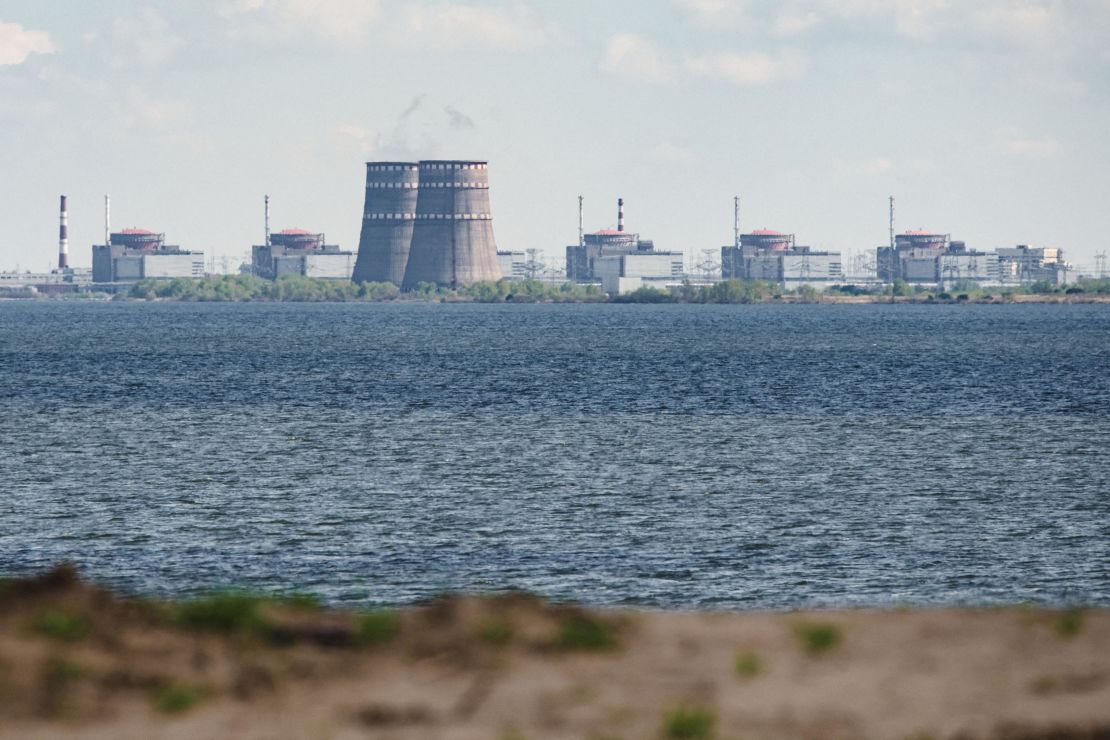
(1, 302, 1108, 607)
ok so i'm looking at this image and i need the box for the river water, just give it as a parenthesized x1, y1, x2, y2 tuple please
(1, 302, 1107, 607)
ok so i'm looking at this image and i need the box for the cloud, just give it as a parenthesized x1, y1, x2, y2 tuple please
(221, 0, 382, 44)
(674, 1, 1068, 48)
(685, 51, 804, 86)
(673, 0, 749, 28)
(599, 34, 676, 85)
(110, 9, 185, 67)
(773, 11, 820, 36)
(399, 4, 564, 52)
(995, 129, 1060, 158)
(0, 20, 56, 66)
(222, 1, 561, 51)
(646, 141, 698, 165)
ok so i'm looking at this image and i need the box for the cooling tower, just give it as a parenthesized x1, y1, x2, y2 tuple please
(402, 160, 501, 290)
(352, 162, 419, 285)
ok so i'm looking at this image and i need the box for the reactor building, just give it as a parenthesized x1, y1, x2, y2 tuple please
(721, 229, 843, 287)
(91, 196, 204, 284)
(877, 231, 1001, 285)
(353, 160, 502, 289)
(565, 198, 684, 286)
(252, 228, 354, 280)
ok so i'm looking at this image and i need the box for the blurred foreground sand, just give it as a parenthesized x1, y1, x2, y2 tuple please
(1, 566, 1107, 739)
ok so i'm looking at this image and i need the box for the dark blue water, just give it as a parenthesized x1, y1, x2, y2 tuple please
(1, 302, 1108, 608)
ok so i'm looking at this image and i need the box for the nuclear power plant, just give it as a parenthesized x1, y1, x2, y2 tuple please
(354, 160, 502, 290)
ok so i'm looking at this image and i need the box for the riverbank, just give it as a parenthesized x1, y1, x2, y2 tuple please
(4, 275, 1110, 304)
(1, 566, 1106, 739)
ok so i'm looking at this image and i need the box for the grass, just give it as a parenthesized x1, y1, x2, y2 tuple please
(174, 592, 269, 637)
(1055, 608, 1084, 638)
(555, 614, 617, 652)
(735, 650, 762, 678)
(39, 657, 84, 717)
(356, 610, 400, 646)
(479, 620, 514, 646)
(153, 682, 206, 714)
(794, 621, 842, 657)
(32, 609, 91, 642)
(663, 706, 716, 739)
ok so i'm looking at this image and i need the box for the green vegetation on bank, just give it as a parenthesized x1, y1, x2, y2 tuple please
(80, 274, 1110, 304)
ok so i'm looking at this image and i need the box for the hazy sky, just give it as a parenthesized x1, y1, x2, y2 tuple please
(1, 0, 1108, 273)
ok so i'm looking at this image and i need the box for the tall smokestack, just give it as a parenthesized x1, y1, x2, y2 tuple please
(58, 195, 69, 269)
(617, 198, 625, 233)
(733, 195, 740, 248)
(104, 194, 111, 247)
(889, 195, 895, 250)
(264, 194, 271, 247)
(578, 195, 584, 248)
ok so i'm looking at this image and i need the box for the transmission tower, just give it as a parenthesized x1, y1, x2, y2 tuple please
(697, 249, 720, 281)
(1096, 251, 1108, 279)
(523, 248, 545, 280)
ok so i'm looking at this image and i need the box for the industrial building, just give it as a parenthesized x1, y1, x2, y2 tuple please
(497, 251, 526, 280)
(252, 228, 354, 280)
(995, 245, 1071, 285)
(721, 229, 843, 287)
(92, 229, 204, 283)
(566, 198, 684, 288)
(878, 231, 959, 283)
(90, 196, 204, 283)
(877, 230, 1070, 286)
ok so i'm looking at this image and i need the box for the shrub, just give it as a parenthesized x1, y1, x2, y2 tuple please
(663, 706, 716, 739)
(153, 683, 205, 713)
(175, 592, 268, 636)
(479, 620, 514, 646)
(794, 621, 841, 656)
(32, 609, 91, 642)
(735, 651, 762, 678)
(1055, 608, 1084, 638)
(356, 610, 400, 646)
(555, 614, 616, 651)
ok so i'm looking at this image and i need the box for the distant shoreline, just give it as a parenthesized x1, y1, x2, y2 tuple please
(4, 293, 1110, 305)
(2, 274, 1109, 305)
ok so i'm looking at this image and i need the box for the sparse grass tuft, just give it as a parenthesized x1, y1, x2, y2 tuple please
(175, 592, 269, 637)
(663, 706, 716, 739)
(279, 592, 322, 611)
(1055, 608, 1084, 638)
(153, 682, 205, 714)
(794, 621, 841, 657)
(39, 657, 84, 717)
(735, 650, 762, 678)
(356, 610, 400, 646)
(32, 609, 91, 642)
(556, 614, 617, 652)
(479, 620, 514, 646)
(1029, 676, 1058, 695)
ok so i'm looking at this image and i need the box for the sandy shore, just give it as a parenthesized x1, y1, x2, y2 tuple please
(1, 566, 1107, 739)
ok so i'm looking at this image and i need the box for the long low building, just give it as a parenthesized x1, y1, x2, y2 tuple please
(252, 229, 354, 280)
(721, 229, 843, 287)
(878, 233, 1071, 286)
(92, 229, 204, 283)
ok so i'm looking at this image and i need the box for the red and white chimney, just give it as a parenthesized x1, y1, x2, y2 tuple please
(58, 195, 69, 269)
(617, 197, 625, 232)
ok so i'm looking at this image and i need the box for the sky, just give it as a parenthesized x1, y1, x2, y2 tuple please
(1, 0, 1109, 274)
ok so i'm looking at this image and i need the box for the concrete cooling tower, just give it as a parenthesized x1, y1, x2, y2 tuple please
(352, 162, 419, 285)
(401, 160, 502, 290)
